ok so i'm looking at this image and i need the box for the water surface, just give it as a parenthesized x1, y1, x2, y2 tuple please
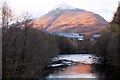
(47, 54, 99, 78)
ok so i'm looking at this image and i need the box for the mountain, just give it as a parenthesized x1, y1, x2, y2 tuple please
(33, 4, 108, 36)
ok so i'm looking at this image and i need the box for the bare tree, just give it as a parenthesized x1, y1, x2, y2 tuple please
(1, 2, 12, 31)
(18, 12, 32, 75)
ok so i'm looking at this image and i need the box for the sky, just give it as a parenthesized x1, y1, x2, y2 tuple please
(0, 0, 119, 21)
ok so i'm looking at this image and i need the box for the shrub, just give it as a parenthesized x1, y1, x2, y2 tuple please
(52, 35, 76, 53)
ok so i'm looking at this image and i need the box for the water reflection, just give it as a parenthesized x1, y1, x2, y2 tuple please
(48, 64, 97, 78)
(64, 64, 92, 73)
(47, 54, 99, 78)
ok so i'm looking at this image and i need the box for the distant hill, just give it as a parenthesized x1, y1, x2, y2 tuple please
(33, 3, 108, 36)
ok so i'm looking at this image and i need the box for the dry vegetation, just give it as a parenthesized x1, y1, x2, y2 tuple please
(2, 27, 60, 78)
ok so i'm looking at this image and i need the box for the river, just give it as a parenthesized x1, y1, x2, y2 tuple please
(43, 54, 101, 79)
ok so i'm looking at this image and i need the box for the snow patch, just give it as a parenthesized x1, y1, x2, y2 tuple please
(53, 3, 75, 10)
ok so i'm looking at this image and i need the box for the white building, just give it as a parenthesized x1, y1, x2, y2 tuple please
(52, 32, 84, 41)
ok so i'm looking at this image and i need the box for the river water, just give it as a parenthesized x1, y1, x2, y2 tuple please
(46, 54, 101, 79)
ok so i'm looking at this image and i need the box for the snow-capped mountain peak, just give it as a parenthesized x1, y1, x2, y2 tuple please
(53, 3, 75, 10)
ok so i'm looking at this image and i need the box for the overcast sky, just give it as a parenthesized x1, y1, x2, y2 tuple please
(1, 0, 119, 21)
